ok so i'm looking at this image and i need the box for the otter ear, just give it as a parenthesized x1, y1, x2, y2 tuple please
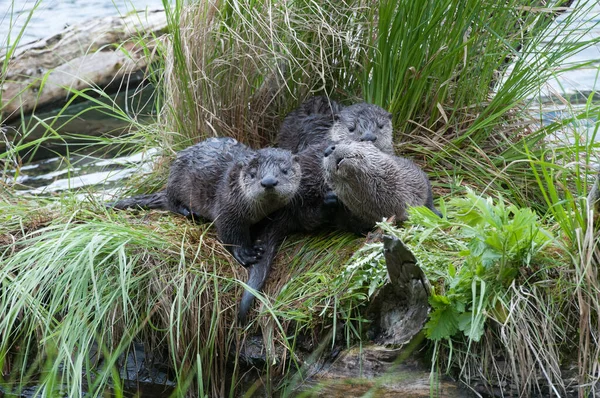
(333, 114, 340, 122)
(387, 112, 393, 120)
(291, 154, 300, 163)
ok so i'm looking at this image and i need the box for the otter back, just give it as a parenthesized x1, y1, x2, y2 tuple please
(277, 96, 395, 155)
(110, 137, 302, 268)
(277, 96, 342, 153)
(323, 141, 440, 225)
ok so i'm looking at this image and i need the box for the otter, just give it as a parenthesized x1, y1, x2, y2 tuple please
(110, 137, 302, 267)
(276, 96, 342, 152)
(277, 96, 395, 155)
(323, 140, 441, 225)
(238, 101, 398, 323)
(238, 142, 373, 323)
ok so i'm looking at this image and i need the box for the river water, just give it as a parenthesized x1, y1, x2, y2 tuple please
(1, 0, 599, 195)
(539, 0, 600, 101)
(0, 0, 166, 46)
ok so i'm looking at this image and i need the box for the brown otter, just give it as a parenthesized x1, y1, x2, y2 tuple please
(109, 137, 302, 267)
(238, 100, 398, 322)
(277, 96, 395, 155)
(238, 142, 373, 323)
(323, 140, 441, 225)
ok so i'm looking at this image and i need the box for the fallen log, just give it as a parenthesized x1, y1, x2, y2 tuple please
(1, 9, 167, 122)
(296, 234, 457, 396)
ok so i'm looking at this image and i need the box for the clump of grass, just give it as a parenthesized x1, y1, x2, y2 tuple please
(3, 0, 600, 396)
(343, 191, 571, 396)
(159, 0, 371, 149)
(0, 195, 373, 396)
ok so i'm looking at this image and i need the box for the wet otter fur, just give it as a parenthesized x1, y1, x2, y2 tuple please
(238, 99, 397, 322)
(238, 142, 372, 323)
(323, 141, 441, 225)
(277, 96, 395, 155)
(110, 137, 302, 267)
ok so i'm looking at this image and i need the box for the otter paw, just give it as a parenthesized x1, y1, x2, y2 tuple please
(324, 190, 339, 206)
(233, 246, 263, 267)
(253, 243, 265, 256)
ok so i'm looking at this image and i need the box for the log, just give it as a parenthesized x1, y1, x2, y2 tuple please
(1, 9, 167, 122)
(303, 345, 468, 397)
(366, 234, 431, 346)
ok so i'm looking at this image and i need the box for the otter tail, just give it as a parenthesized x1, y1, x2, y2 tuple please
(425, 183, 443, 218)
(430, 206, 443, 218)
(108, 192, 166, 210)
(238, 260, 271, 325)
(237, 228, 282, 324)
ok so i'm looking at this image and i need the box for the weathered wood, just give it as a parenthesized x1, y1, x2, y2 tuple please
(302, 345, 470, 397)
(366, 235, 431, 346)
(1, 9, 167, 121)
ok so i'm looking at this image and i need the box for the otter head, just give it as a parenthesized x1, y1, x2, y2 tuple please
(330, 103, 394, 155)
(323, 141, 404, 225)
(238, 148, 301, 210)
(322, 140, 381, 186)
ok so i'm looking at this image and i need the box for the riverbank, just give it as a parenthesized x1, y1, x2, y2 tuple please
(2, 1, 600, 397)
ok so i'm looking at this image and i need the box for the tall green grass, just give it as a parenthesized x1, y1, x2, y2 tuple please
(2, 0, 600, 396)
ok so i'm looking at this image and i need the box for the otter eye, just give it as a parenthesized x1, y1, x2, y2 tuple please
(281, 168, 289, 175)
(349, 125, 356, 132)
(377, 123, 384, 129)
(249, 169, 257, 179)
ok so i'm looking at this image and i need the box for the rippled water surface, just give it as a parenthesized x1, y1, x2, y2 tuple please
(0, 0, 166, 45)
(2, 0, 600, 195)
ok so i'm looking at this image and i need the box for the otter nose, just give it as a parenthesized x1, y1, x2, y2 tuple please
(261, 176, 279, 189)
(360, 132, 377, 143)
(324, 145, 335, 157)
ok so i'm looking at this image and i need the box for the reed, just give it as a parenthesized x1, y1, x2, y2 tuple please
(2, 0, 600, 396)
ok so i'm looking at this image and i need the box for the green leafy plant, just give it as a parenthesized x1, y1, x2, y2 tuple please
(3, 0, 600, 396)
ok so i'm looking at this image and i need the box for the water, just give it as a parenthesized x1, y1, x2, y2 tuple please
(2, 81, 158, 197)
(1, 1, 163, 196)
(0, 0, 166, 46)
(3, 0, 600, 196)
(537, 0, 600, 101)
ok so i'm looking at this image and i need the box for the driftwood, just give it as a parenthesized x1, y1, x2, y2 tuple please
(366, 235, 431, 346)
(234, 235, 467, 396)
(1, 9, 167, 122)
(295, 235, 464, 396)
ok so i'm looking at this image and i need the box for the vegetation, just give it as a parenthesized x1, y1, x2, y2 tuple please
(1, 0, 600, 397)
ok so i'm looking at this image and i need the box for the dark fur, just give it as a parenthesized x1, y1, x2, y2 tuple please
(323, 141, 441, 225)
(239, 99, 398, 322)
(277, 96, 395, 155)
(238, 143, 371, 323)
(110, 137, 301, 267)
(276, 96, 342, 153)
(108, 192, 165, 210)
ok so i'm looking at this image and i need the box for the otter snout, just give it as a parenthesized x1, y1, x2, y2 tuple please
(360, 131, 377, 143)
(324, 145, 336, 157)
(260, 176, 279, 189)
